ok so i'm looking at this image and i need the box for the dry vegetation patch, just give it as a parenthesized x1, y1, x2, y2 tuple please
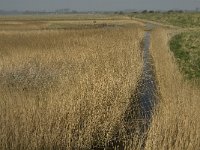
(0, 25, 143, 149)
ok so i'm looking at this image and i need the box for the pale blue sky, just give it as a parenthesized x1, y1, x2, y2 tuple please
(0, 0, 200, 11)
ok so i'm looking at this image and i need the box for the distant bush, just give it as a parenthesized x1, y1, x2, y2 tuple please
(149, 10, 155, 13)
(142, 10, 148, 13)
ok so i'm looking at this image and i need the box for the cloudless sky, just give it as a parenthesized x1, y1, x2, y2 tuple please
(0, 0, 200, 11)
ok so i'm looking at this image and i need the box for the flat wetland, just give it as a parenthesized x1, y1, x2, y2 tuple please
(0, 13, 199, 149)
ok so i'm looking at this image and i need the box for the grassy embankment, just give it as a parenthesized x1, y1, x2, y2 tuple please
(170, 31, 200, 84)
(132, 12, 200, 28)
(0, 18, 144, 149)
(133, 12, 200, 82)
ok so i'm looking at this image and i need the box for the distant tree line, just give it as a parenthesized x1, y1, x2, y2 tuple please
(140, 10, 186, 14)
(0, 8, 199, 15)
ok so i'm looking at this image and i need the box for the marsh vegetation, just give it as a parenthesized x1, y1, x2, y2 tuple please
(0, 16, 145, 149)
(0, 13, 199, 150)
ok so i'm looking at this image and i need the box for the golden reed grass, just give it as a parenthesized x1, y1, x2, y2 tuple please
(144, 28, 200, 150)
(0, 25, 143, 149)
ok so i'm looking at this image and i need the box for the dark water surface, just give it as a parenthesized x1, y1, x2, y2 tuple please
(139, 24, 157, 120)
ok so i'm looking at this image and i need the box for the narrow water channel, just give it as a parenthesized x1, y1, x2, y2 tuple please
(92, 24, 157, 150)
(124, 24, 157, 149)
(139, 24, 156, 120)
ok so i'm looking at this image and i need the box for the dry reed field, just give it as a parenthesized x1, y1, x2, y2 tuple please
(0, 19, 144, 149)
(144, 28, 200, 150)
(1, 13, 199, 150)
(0, 14, 130, 31)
